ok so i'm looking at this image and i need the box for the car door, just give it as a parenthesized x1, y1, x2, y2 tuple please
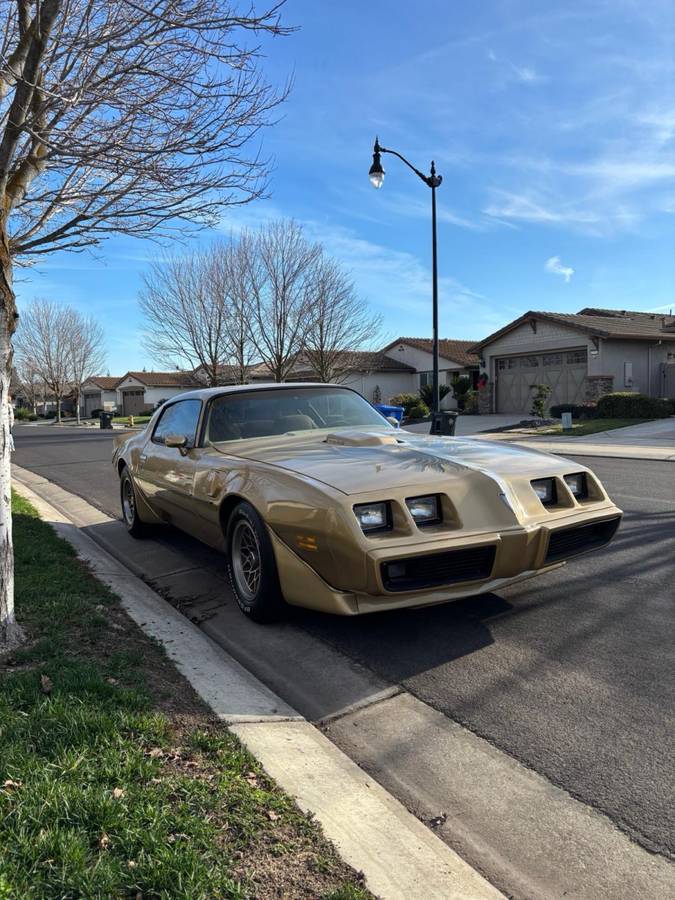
(135, 399, 203, 531)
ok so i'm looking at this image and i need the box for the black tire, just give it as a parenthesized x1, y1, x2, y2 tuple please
(226, 500, 286, 623)
(120, 468, 149, 538)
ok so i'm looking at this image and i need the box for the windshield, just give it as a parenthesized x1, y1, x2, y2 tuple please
(206, 387, 392, 442)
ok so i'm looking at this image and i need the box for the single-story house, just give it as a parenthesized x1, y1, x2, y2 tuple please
(471, 307, 675, 414)
(380, 338, 480, 408)
(81, 376, 122, 416)
(115, 371, 200, 416)
(247, 350, 418, 404)
(247, 340, 479, 409)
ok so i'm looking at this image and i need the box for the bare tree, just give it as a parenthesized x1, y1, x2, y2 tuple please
(223, 237, 259, 384)
(244, 220, 320, 382)
(140, 251, 231, 386)
(14, 356, 44, 412)
(303, 256, 382, 383)
(0, 1, 291, 647)
(14, 299, 73, 421)
(68, 311, 106, 424)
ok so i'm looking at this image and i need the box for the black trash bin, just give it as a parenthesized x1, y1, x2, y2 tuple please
(430, 410, 458, 436)
(99, 411, 113, 430)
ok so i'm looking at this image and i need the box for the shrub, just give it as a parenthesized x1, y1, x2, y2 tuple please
(419, 382, 451, 408)
(390, 393, 424, 416)
(596, 392, 673, 419)
(28, 413, 38, 421)
(530, 383, 552, 418)
(462, 390, 479, 415)
(13, 407, 33, 420)
(550, 402, 597, 420)
(404, 401, 430, 420)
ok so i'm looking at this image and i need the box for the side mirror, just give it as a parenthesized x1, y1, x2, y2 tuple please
(386, 416, 400, 428)
(164, 433, 188, 449)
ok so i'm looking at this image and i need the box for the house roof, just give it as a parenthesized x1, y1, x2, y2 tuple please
(250, 351, 417, 380)
(383, 337, 480, 367)
(470, 308, 675, 352)
(85, 376, 122, 390)
(119, 371, 200, 388)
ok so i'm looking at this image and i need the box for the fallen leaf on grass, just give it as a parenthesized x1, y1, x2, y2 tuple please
(106, 677, 119, 685)
(40, 674, 53, 694)
(112, 788, 126, 799)
(127, 860, 137, 869)
(99, 833, 111, 850)
(245, 772, 259, 787)
(147, 748, 164, 759)
(2, 779, 22, 791)
(266, 810, 281, 822)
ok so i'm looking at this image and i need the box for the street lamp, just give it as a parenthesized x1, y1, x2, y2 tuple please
(368, 137, 443, 418)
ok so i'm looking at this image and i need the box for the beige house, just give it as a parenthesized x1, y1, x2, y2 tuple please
(81, 376, 121, 416)
(115, 371, 200, 415)
(471, 307, 675, 414)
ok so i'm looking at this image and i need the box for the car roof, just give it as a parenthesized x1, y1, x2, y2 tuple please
(168, 383, 353, 403)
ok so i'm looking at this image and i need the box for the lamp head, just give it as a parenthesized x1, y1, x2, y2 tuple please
(369, 137, 385, 189)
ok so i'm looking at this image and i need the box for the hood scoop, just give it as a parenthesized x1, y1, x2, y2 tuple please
(324, 430, 402, 447)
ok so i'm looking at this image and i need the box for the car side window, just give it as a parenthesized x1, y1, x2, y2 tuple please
(152, 399, 202, 446)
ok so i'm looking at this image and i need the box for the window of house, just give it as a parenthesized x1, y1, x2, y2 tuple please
(566, 350, 587, 364)
(543, 353, 563, 366)
(152, 399, 202, 446)
(419, 371, 432, 388)
(520, 356, 540, 368)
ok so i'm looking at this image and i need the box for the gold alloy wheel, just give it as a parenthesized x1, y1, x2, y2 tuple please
(231, 519, 262, 602)
(122, 476, 136, 526)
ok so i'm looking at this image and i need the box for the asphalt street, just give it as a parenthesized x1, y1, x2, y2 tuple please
(12, 424, 675, 860)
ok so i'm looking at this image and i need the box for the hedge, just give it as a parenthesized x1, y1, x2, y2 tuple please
(596, 392, 673, 419)
(550, 403, 597, 420)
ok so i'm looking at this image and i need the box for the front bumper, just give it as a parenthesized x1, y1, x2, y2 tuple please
(271, 506, 622, 616)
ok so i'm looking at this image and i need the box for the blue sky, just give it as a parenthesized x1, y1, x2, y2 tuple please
(15, 0, 675, 374)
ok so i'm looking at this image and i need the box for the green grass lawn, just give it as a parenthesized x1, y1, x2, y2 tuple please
(536, 417, 650, 437)
(1, 494, 371, 900)
(112, 415, 151, 424)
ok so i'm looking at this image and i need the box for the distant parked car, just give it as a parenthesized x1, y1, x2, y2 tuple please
(113, 384, 622, 623)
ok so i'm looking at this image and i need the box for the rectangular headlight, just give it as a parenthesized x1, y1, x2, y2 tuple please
(531, 478, 557, 506)
(353, 501, 390, 533)
(406, 495, 441, 526)
(564, 472, 588, 499)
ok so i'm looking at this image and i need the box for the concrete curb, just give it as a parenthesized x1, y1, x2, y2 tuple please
(13, 471, 504, 900)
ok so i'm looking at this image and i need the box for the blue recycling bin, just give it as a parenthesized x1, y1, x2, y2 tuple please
(373, 403, 404, 424)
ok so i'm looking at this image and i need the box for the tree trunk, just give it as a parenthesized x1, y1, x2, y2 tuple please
(0, 216, 22, 650)
(75, 388, 81, 425)
(56, 392, 61, 423)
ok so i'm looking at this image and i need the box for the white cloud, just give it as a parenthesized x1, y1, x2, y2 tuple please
(487, 49, 543, 84)
(545, 256, 574, 283)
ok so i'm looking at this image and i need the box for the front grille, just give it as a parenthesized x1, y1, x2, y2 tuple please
(381, 545, 496, 592)
(545, 516, 620, 564)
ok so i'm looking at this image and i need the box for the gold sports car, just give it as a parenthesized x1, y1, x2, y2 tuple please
(113, 384, 622, 622)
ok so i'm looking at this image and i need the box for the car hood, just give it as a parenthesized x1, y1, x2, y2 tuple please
(221, 428, 576, 495)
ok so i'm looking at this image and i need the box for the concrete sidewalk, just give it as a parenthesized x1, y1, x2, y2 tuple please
(13, 469, 503, 900)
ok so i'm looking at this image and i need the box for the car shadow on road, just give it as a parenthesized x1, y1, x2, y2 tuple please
(296, 592, 511, 682)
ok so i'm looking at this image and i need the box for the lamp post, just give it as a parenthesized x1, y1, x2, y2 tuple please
(369, 137, 443, 417)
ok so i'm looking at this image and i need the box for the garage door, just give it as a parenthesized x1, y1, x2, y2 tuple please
(83, 392, 102, 416)
(495, 349, 587, 413)
(122, 390, 147, 415)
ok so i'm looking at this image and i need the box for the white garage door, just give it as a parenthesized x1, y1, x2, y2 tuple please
(495, 349, 587, 414)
